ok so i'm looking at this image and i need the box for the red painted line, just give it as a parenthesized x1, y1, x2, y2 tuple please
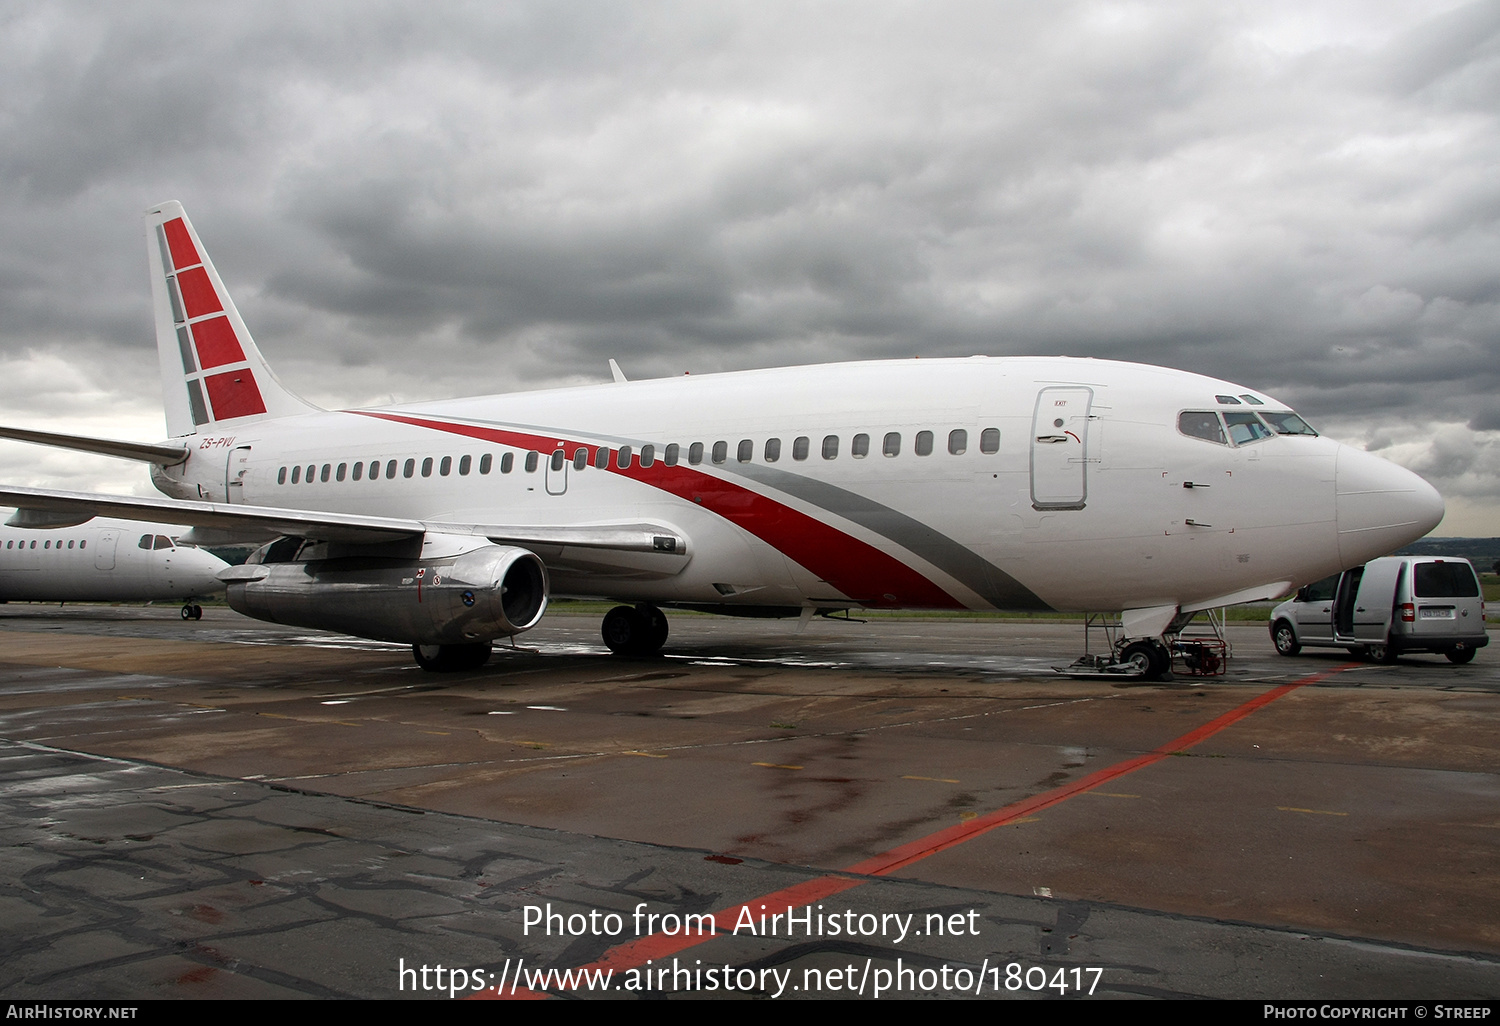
(847, 664, 1355, 875)
(474, 664, 1352, 998)
(354, 410, 963, 609)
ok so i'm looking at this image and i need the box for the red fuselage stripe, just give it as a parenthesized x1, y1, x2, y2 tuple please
(355, 411, 963, 608)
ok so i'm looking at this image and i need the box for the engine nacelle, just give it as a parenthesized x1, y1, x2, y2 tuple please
(223, 535, 548, 645)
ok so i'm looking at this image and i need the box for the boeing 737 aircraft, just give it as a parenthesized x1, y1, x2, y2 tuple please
(0, 515, 227, 617)
(0, 202, 1446, 675)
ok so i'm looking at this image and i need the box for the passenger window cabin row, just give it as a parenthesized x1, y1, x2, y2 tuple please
(275, 427, 1004, 486)
(3, 533, 186, 552)
(5, 538, 87, 550)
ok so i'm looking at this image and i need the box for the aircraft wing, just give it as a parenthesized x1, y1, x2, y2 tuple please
(0, 485, 688, 563)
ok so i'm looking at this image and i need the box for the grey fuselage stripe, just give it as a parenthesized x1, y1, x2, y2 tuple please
(724, 461, 1049, 611)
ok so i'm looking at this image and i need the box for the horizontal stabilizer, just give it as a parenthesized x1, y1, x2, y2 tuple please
(0, 425, 189, 466)
(0, 485, 690, 570)
(0, 485, 423, 545)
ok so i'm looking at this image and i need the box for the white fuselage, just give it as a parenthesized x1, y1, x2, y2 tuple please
(0, 518, 228, 603)
(147, 356, 1442, 616)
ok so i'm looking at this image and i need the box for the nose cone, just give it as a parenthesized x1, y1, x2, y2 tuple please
(1335, 445, 1445, 566)
(182, 549, 231, 596)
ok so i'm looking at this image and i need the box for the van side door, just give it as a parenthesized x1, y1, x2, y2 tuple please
(1348, 559, 1403, 645)
(1293, 574, 1339, 644)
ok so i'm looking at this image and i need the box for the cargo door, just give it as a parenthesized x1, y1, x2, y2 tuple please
(1030, 386, 1093, 510)
(1408, 560, 1483, 641)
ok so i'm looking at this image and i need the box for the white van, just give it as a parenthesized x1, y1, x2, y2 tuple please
(1270, 556, 1488, 664)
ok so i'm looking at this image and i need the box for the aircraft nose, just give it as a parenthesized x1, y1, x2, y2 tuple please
(1335, 445, 1444, 566)
(186, 550, 231, 593)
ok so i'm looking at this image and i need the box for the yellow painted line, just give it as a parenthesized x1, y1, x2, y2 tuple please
(1085, 791, 1141, 798)
(624, 751, 668, 759)
(1010, 817, 1041, 824)
(1277, 806, 1347, 816)
(902, 775, 961, 784)
(753, 762, 803, 770)
(421, 731, 450, 736)
(959, 811, 977, 821)
(257, 711, 357, 726)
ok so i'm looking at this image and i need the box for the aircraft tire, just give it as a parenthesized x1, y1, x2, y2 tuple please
(638, 604, 669, 654)
(1271, 620, 1300, 656)
(1119, 640, 1171, 681)
(602, 605, 668, 656)
(191, 604, 203, 620)
(181, 604, 194, 620)
(412, 642, 493, 673)
(1446, 647, 1476, 664)
(602, 606, 643, 655)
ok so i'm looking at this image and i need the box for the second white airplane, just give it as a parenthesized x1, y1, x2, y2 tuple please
(0, 202, 1446, 675)
(0, 515, 227, 617)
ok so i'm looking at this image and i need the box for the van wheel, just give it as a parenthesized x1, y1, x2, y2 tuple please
(1271, 620, 1300, 656)
(1447, 648, 1476, 664)
(1365, 643, 1397, 664)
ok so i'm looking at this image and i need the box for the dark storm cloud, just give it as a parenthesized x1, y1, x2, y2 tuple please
(0, 1, 1496, 529)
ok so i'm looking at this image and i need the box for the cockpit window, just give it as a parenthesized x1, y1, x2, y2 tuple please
(1178, 411, 1227, 445)
(1238, 394, 1264, 406)
(1223, 412, 1273, 445)
(1259, 411, 1318, 436)
(1214, 395, 1242, 405)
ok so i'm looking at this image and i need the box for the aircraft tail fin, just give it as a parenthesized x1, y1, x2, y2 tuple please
(145, 201, 319, 437)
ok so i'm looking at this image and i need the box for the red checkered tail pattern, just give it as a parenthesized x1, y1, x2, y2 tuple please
(145, 201, 319, 437)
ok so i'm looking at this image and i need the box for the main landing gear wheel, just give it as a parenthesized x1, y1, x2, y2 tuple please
(1271, 620, 1300, 656)
(412, 642, 493, 673)
(601, 604, 669, 657)
(181, 604, 202, 621)
(1118, 640, 1172, 681)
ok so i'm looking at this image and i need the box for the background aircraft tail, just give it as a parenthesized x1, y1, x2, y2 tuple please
(145, 201, 318, 437)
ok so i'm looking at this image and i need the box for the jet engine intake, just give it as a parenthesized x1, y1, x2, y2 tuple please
(224, 536, 548, 645)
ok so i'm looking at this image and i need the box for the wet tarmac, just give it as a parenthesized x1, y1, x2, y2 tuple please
(1, 605, 1497, 1000)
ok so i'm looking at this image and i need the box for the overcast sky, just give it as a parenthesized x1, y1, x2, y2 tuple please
(0, 1, 1496, 534)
